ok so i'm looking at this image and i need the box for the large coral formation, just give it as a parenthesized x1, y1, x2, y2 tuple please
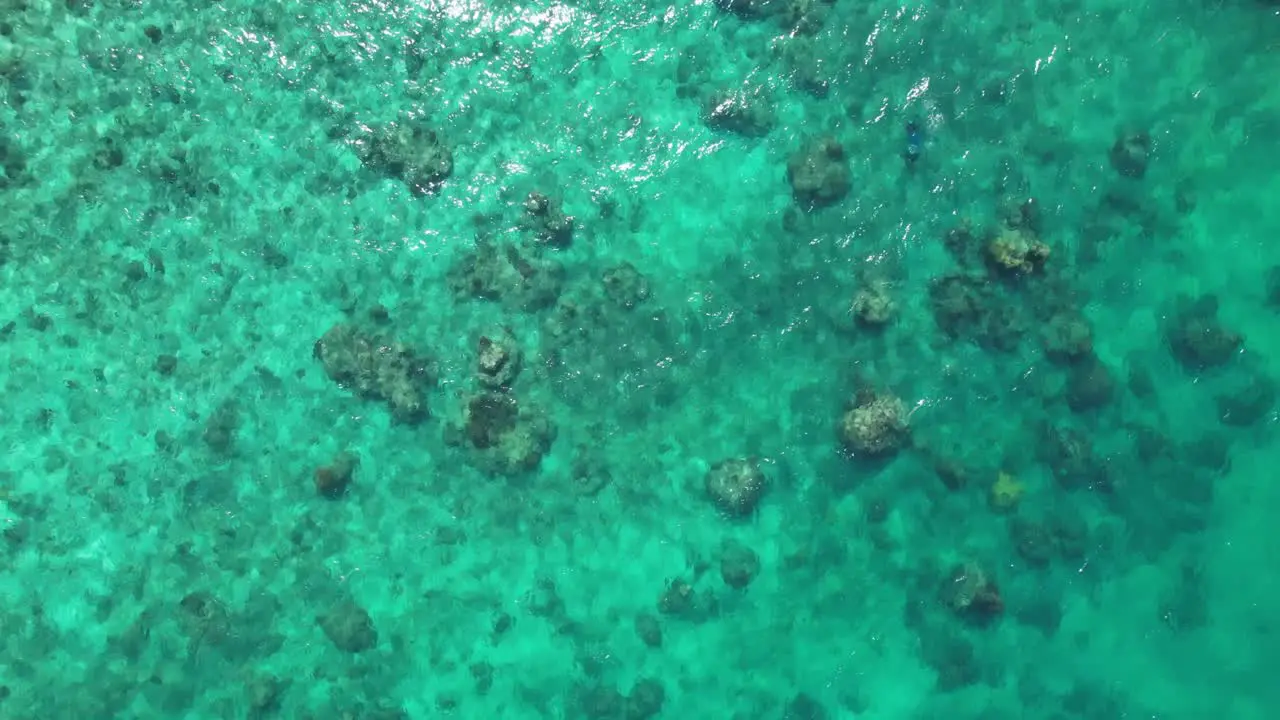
(448, 241, 564, 312)
(986, 225, 1050, 274)
(840, 391, 910, 457)
(449, 392, 555, 475)
(463, 392, 518, 450)
(929, 273, 991, 337)
(314, 324, 434, 423)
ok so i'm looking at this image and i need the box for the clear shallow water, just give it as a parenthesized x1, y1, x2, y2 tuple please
(2, 0, 1279, 717)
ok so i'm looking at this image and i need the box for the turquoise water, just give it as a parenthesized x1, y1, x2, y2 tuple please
(2, 0, 1279, 716)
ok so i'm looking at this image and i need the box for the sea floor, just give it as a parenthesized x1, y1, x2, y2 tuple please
(1, 0, 1279, 718)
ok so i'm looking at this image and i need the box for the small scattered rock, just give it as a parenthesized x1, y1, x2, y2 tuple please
(318, 599, 378, 653)
(178, 591, 232, 645)
(784, 693, 829, 720)
(713, 0, 773, 19)
(1110, 132, 1150, 178)
(1066, 356, 1115, 412)
(522, 192, 574, 247)
(601, 262, 651, 310)
(1041, 311, 1093, 362)
(125, 260, 148, 283)
(702, 88, 775, 137)
(154, 354, 178, 376)
(720, 540, 761, 589)
(245, 675, 283, 716)
(634, 613, 663, 648)
(786, 136, 850, 210)
(314, 452, 357, 499)
(476, 330, 521, 389)
(851, 283, 895, 326)
(626, 678, 665, 720)
(470, 662, 494, 694)
(203, 400, 240, 454)
(355, 122, 454, 195)
(1165, 296, 1241, 372)
(938, 561, 1003, 624)
(705, 458, 766, 517)
(658, 578, 705, 618)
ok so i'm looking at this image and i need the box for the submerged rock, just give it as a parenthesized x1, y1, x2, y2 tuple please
(314, 452, 358, 499)
(475, 329, 522, 389)
(1216, 370, 1276, 426)
(938, 561, 1003, 623)
(705, 458, 766, 517)
(600, 262, 651, 310)
(522, 191, 574, 247)
(1110, 131, 1150, 178)
(1165, 296, 1241, 372)
(354, 122, 454, 195)
(1041, 311, 1093, 362)
(714, 0, 774, 19)
(449, 392, 555, 475)
(786, 136, 850, 210)
(317, 599, 377, 653)
(448, 241, 563, 312)
(840, 392, 910, 457)
(1065, 355, 1115, 412)
(851, 282, 896, 327)
(986, 225, 1050, 274)
(314, 324, 434, 423)
(720, 539, 761, 589)
(702, 88, 775, 137)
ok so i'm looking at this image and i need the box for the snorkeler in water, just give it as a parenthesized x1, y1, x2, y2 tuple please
(904, 120, 924, 165)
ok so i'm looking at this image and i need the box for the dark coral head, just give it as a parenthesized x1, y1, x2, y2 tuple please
(466, 393, 518, 449)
